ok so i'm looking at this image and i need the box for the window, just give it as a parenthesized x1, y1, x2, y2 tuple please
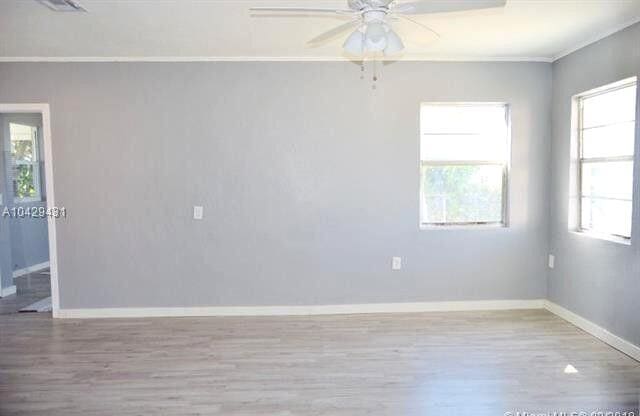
(575, 79, 637, 240)
(9, 123, 42, 203)
(420, 103, 510, 227)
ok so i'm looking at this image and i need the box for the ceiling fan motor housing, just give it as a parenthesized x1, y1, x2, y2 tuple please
(363, 10, 387, 22)
(349, 0, 394, 11)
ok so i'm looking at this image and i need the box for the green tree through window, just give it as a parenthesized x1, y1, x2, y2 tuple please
(9, 123, 41, 202)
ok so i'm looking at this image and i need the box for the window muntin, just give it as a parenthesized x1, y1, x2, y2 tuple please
(420, 103, 510, 227)
(577, 80, 637, 239)
(9, 123, 42, 203)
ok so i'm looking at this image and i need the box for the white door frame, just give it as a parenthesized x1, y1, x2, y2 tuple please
(0, 104, 60, 316)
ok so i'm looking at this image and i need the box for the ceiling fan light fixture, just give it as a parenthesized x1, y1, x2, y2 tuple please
(383, 28, 404, 55)
(364, 21, 387, 52)
(251, 0, 508, 57)
(343, 30, 365, 55)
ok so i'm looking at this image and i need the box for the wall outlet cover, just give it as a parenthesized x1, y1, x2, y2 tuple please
(548, 254, 555, 269)
(193, 206, 204, 220)
(392, 257, 402, 271)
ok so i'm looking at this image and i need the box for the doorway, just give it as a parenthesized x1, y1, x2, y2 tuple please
(0, 105, 59, 315)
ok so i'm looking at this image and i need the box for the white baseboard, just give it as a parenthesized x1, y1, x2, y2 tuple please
(1, 285, 17, 297)
(12, 261, 50, 278)
(544, 300, 640, 362)
(54, 299, 545, 319)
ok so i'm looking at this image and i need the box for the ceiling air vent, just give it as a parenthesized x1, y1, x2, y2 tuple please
(38, 0, 87, 12)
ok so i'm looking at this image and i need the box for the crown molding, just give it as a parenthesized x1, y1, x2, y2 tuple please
(0, 55, 553, 63)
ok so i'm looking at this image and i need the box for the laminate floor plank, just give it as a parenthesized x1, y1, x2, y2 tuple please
(0, 271, 51, 315)
(0, 309, 639, 415)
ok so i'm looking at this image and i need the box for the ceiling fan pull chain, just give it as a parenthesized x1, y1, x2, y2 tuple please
(372, 58, 378, 90)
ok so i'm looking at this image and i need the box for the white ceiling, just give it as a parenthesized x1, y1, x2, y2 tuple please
(1, 0, 639, 62)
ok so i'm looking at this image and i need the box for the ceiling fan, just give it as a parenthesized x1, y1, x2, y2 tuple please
(250, 0, 507, 56)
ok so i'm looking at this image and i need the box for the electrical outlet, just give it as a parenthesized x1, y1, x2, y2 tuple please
(392, 257, 402, 271)
(193, 206, 204, 220)
(548, 254, 555, 269)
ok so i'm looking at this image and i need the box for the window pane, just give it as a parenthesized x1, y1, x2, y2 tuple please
(576, 80, 637, 239)
(581, 161, 633, 200)
(421, 133, 507, 161)
(421, 164, 503, 224)
(582, 84, 637, 128)
(13, 164, 37, 199)
(581, 121, 635, 158)
(581, 197, 632, 238)
(420, 104, 508, 161)
(11, 139, 35, 163)
(9, 123, 34, 140)
(9, 123, 37, 163)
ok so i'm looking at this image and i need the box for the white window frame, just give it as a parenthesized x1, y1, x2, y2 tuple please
(575, 78, 637, 241)
(10, 123, 42, 204)
(419, 102, 511, 228)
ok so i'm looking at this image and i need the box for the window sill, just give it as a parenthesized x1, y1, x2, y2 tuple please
(569, 230, 631, 246)
(14, 198, 43, 204)
(420, 223, 507, 231)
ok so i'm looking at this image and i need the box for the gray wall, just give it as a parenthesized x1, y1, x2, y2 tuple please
(549, 23, 640, 346)
(1, 114, 50, 273)
(0, 61, 551, 309)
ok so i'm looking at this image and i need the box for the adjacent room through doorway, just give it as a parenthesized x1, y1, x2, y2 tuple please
(0, 113, 51, 314)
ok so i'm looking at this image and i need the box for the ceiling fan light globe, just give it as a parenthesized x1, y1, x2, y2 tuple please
(365, 21, 386, 42)
(364, 21, 387, 52)
(343, 30, 364, 55)
(364, 37, 386, 52)
(384, 29, 404, 55)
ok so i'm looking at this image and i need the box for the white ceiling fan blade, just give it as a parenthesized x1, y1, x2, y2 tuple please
(394, 0, 506, 15)
(249, 7, 356, 15)
(395, 15, 440, 38)
(308, 20, 362, 46)
(389, 15, 438, 48)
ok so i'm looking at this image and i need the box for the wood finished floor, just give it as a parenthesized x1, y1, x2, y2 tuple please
(1, 309, 639, 415)
(0, 271, 51, 315)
